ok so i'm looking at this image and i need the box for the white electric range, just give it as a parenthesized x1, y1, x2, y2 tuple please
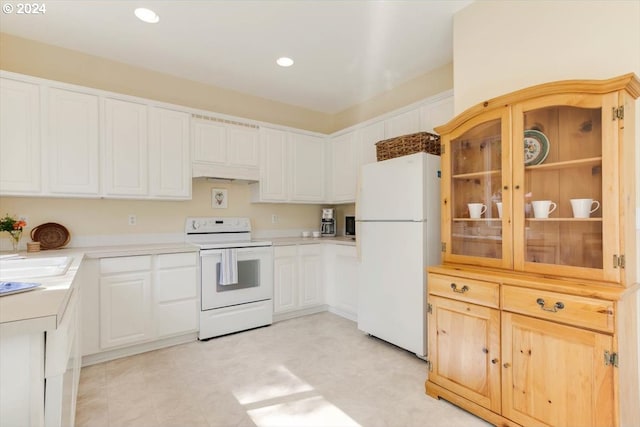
(185, 217, 273, 340)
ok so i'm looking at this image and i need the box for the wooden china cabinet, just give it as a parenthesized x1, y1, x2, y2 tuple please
(425, 74, 640, 427)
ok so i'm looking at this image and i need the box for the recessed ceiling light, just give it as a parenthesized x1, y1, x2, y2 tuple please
(276, 57, 294, 67)
(134, 7, 159, 24)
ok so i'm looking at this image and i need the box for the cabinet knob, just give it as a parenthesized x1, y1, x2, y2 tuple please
(482, 347, 489, 354)
(503, 185, 509, 190)
(503, 362, 511, 368)
(515, 185, 520, 190)
(536, 298, 565, 313)
(491, 358, 499, 364)
(450, 283, 469, 293)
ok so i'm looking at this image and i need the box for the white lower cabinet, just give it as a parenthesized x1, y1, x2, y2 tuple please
(154, 253, 198, 338)
(96, 252, 198, 352)
(0, 280, 81, 427)
(99, 256, 153, 349)
(273, 245, 325, 317)
(324, 244, 359, 320)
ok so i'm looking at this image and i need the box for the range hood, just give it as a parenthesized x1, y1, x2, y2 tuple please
(192, 162, 259, 183)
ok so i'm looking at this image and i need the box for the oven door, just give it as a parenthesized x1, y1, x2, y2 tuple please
(200, 246, 273, 310)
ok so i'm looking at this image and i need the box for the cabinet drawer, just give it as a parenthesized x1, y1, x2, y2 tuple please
(502, 285, 614, 333)
(100, 255, 151, 274)
(156, 252, 197, 269)
(429, 273, 499, 308)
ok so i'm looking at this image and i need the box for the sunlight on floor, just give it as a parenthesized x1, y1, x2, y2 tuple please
(233, 364, 360, 427)
(231, 365, 314, 405)
(247, 395, 360, 427)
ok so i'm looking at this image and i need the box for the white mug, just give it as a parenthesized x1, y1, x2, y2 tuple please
(532, 200, 557, 218)
(570, 198, 600, 218)
(495, 202, 503, 219)
(468, 203, 487, 219)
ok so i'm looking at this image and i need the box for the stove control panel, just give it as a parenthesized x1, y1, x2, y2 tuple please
(185, 217, 251, 234)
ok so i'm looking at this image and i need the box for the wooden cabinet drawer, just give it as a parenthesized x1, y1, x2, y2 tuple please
(502, 285, 614, 333)
(429, 273, 499, 308)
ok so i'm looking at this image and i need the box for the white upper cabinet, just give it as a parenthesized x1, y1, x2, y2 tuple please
(251, 128, 326, 203)
(192, 118, 259, 181)
(328, 131, 358, 203)
(0, 78, 41, 194)
(102, 98, 148, 197)
(384, 108, 421, 138)
(227, 125, 259, 168)
(148, 107, 191, 199)
(254, 127, 289, 201)
(192, 119, 227, 164)
(46, 87, 100, 196)
(290, 132, 325, 202)
(357, 121, 385, 168)
(419, 96, 454, 133)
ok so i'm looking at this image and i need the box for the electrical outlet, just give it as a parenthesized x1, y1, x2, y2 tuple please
(271, 214, 278, 224)
(128, 214, 137, 226)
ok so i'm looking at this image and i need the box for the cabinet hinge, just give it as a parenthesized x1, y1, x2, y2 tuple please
(426, 359, 433, 372)
(604, 351, 619, 367)
(427, 303, 432, 314)
(441, 242, 446, 252)
(613, 254, 625, 269)
(612, 106, 624, 120)
(440, 144, 445, 155)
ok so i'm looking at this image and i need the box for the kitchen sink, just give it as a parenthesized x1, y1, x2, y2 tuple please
(0, 256, 73, 281)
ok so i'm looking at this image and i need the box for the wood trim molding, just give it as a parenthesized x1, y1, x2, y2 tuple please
(436, 73, 640, 135)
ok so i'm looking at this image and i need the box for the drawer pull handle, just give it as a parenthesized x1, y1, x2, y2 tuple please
(451, 283, 469, 293)
(536, 298, 565, 312)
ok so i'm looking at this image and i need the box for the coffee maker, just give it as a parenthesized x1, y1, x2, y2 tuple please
(320, 208, 336, 237)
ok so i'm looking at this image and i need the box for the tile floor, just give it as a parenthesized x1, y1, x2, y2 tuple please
(75, 312, 491, 427)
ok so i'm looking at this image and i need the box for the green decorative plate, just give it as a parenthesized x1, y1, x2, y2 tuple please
(524, 129, 550, 166)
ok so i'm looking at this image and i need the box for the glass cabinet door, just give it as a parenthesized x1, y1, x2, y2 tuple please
(513, 93, 619, 282)
(443, 108, 512, 268)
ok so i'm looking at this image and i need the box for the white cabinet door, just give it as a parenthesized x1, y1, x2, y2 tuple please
(0, 78, 41, 194)
(154, 253, 198, 338)
(419, 95, 454, 132)
(290, 133, 325, 202)
(100, 271, 152, 349)
(273, 246, 298, 313)
(192, 119, 227, 164)
(227, 125, 259, 167)
(298, 245, 324, 308)
(327, 245, 358, 318)
(192, 118, 260, 180)
(330, 132, 357, 203)
(384, 108, 421, 138)
(148, 107, 191, 199)
(357, 121, 385, 167)
(253, 127, 289, 202)
(46, 88, 99, 196)
(103, 98, 148, 196)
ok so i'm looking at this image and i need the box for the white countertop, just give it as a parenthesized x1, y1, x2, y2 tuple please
(0, 251, 85, 332)
(0, 238, 353, 331)
(270, 236, 356, 246)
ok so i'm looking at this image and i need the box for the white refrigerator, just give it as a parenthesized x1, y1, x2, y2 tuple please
(356, 152, 440, 357)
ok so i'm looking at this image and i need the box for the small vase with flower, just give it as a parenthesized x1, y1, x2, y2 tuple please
(1, 214, 27, 252)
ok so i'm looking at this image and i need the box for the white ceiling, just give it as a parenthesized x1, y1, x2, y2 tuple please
(0, 0, 472, 114)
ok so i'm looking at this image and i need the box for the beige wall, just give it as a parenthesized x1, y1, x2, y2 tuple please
(0, 180, 325, 246)
(0, 33, 333, 133)
(453, 0, 640, 114)
(0, 32, 454, 134)
(332, 63, 453, 131)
